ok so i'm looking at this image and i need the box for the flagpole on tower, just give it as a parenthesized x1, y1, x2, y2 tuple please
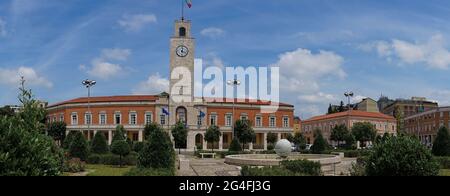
(181, 0, 184, 21)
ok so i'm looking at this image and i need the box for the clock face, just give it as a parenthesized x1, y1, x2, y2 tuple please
(176, 45, 189, 57)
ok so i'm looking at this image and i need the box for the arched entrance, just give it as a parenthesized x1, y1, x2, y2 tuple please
(195, 134, 204, 150)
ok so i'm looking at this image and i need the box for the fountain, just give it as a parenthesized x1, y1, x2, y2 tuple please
(225, 139, 342, 173)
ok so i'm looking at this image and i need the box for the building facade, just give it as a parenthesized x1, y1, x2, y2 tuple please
(356, 98, 379, 113)
(46, 19, 295, 151)
(404, 107, 450, 147)
(301, 110, 397, 144)
(381, 97, 438, 118)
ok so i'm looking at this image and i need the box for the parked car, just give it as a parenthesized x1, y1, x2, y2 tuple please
(305, 144, 313, 151)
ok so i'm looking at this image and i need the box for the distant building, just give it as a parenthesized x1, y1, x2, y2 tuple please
(405, 107, 450, 147)
(356, 98, 379, 113)
(293, 116, 301, 133)
(381, 97, 438, 118)
(377, 95, 394, 113)
(302, 110, 397, 144)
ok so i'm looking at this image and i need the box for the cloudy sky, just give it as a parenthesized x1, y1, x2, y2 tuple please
(1, 0, 450, 118)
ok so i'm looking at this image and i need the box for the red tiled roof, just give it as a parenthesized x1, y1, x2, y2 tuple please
(48, 95, 159, 107)
(303, 110, 395, 122)
(204, 98, 294, 107)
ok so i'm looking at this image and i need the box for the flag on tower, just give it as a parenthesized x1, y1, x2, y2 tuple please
(185, 0, 192, 8)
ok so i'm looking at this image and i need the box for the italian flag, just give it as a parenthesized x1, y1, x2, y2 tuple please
(185, 0, 192, 8)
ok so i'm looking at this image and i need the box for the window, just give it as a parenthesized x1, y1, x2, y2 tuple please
(115, 113, 121, 125)
(225, 115, 232, 127)
(145, 113, 153, 125)
(132, 133, 139, 141)
(179, 27, 186, 37)
(241, 115, 248, 121)
(269, 116, 276, 127)
(255, 116, 262, 127)
(71, 113, 78, 125)
(53, 116, 57, 122)
(99, 113, 106, 125)
(283, 117, 289, 128)
(85, 113, 92, 125)
(210, 115, 217, 126)
(160, 115, 166, 125)
(129, 113, 137, 125)
(59, 114, 64, 122)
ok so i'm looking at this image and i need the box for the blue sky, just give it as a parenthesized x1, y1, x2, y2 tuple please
(1, 0, 450, 118)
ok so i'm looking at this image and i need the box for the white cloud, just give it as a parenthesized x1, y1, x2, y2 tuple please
(203, 53, 225, 68)
(84, 48, 131, 80)
(0, 66, 52, 88)
(298, 92, 337, 104)
(201, 27, 225, 38)
(362, 34, 450, 69)
(0, 18, 6, 37)
(132, 73, 169, 95)
(118, 14, 157, 32)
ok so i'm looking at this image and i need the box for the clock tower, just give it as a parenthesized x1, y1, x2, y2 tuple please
(169, 19, 195, 101)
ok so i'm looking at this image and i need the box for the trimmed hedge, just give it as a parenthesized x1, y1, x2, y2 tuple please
(63, 158, 85, 173)
(241, 166, 296, 176)
(87, 152, 138, 166)
(281, 160, 322, 176)
(124, 167, 175, 176)
(436, 156, 450, 169)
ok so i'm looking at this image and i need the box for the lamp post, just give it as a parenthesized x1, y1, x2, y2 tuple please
(227, 79, 241, 139)
(344, 91, 354, 111)
(82, 79, 96, 140)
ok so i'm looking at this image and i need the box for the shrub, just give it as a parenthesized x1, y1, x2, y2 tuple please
(86, 153, 137, 166)
(133, 142, 145, 153)
(68, 131, 89, 161)
(113, 125, 126, 142)
(432, 126, 450, 157)
(267, 144, 275, 151)
(138, 128, 175, 169)
(281, 160, 322, 176)
(46, 121, 67, 145)
(124, 167, 175, 176)
(366, 135, 439, 176)
(229, 138, 242, 152)
(111, 140, 131, 167)
(91, 132, 108, 154)
(435, 156, 450, 169)
(63, 131, 77, 149)
(312, 131, 328, 154)
(63, 158, 85, 173)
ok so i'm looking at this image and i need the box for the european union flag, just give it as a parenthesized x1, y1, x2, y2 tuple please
(199, 111, 206, 118)
(162, 108, 170, 116)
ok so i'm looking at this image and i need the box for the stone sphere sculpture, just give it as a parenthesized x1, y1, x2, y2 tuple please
(275, 139, 292, 158)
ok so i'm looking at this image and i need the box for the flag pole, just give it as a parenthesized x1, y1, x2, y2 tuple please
(181, 0, 184, 21)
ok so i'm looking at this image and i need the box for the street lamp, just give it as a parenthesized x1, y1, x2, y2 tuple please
(227, 79, 241, 139)
(344, 91, 354, 111)
(82, 79, 96, 140)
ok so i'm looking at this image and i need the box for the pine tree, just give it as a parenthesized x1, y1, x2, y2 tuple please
(138, 127, 175, 169)
(91, 132, 109, 154)
(432, 126, 450, 156)
(111, 140, 131, 167)
(312, 130, 328, 154)
(171, 121, 188, 154)
(113, 125, 126, 142)
(68, 131, 89, 161)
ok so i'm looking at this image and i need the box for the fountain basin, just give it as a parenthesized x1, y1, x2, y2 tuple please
(225, 153, 341, 168)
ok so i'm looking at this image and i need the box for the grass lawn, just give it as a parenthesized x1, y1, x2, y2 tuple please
(440, 169, 450, 176)
(86, 164, 134, 176)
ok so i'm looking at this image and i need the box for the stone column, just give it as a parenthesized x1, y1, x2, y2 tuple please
(219, 134, 223, 151)
(138, 130, 143, 142)
(108, 130, 113, 145)
(203, 135, 207, 151)
(277, 133, 282, 141)
(264, 133, 268, 150)
(94, 130, 98, 136)
(249, 142, 253, 151)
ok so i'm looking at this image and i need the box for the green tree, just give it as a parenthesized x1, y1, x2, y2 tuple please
(292, 132, 307, 150)
(68, 131, 89, 161)
(138, 127, 175, 169)
(171, 121, 188, 154)
(352, 122, 377, 147)
(234, 120, 256, 150)
(204, 125, 222, 152)
(312, 130, 328, 154)
(63, 131, 77, 149)
(229, 138, 242, 152)
(286, 134, 295, 143)
(267, 132, 278, 145)
(46, 121, 67, 146)
(395, 106, 405, 134)
(111, 140, 131, 167)
(432, 126, 450, 157)
(113, 125, 126, 142)
(338, 101, 345, 112)
(327, 104, 333, 114)
(144, 122, 160, 140)
(0, 78, 64, 176)
(90, 132, 109, 154)
(366, 135, 439, 176)
(330, 124, 349, 147)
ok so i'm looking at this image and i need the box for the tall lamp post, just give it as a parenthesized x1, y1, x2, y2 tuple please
(227, 79, 241, 139)
(82, 79, 96, 140)
(344, 91, 354, 111)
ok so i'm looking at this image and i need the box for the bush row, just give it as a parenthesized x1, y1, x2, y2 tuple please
(86, 152, 138, 166)
(435, 156, 450, 169)
(124, 167, 175, 176)
(241, 159, 322, 176)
